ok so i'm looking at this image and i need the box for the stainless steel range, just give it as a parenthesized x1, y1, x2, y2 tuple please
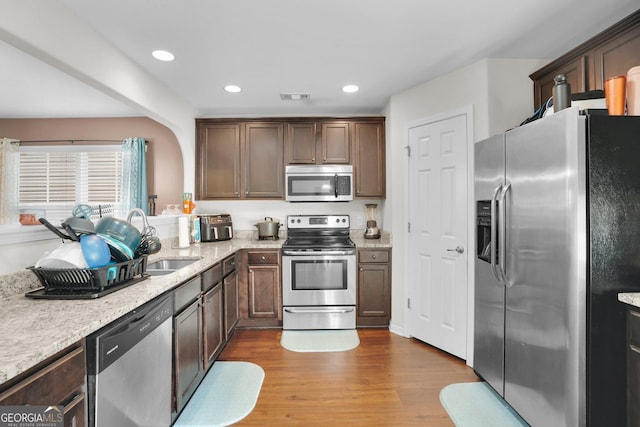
(282, 214, 356, 330)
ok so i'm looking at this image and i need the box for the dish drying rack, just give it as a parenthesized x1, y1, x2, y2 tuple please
(28, 255, 148, 292)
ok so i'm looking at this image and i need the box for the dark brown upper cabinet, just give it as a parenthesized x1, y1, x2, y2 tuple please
(353, 120, 386, 199)
(285, 121, 350, 164)
(243, 122, 284, 198)
(196, 120, 284, 200)
(196, 123, 241, 199)
(530, 10, 640, 109)
(197, 117, 385, 200)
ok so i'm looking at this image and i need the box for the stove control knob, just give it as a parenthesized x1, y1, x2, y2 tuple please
(297, 219, 301, 223)
(336, 218, 340, 223)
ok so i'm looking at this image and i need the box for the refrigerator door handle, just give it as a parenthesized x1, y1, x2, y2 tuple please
(498, 183, 512, 287)
(490, 185, 504, 283)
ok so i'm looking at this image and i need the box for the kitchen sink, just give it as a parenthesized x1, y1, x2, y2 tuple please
(146, 258, 201, 276)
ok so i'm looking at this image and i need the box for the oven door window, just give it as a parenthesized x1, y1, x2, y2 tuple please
(291, 259, 347, 291)
(288, 175, 335, 197)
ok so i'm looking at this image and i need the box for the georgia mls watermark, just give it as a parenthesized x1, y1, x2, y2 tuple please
(0, 406, 64, 427)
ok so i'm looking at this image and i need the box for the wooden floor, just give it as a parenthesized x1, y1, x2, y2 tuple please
(218, 328, 479, 426)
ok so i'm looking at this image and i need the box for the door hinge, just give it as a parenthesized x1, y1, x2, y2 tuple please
(407, 298, 411, 309)
(404, 145, 411, 157)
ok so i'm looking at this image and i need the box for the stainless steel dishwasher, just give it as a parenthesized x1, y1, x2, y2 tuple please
(86, 292, 173, 427)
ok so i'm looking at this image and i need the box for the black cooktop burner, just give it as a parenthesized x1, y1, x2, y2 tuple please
(283, 214, 354, 251)
(282, 237, 355, 250)
(25, 275, 149, 300)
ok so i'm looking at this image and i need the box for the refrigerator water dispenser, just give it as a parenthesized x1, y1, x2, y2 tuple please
(476, 200, 492, 263)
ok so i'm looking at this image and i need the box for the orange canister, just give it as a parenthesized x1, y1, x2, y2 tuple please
(627, 66, 640, 116)
(604, 75, 627, 116)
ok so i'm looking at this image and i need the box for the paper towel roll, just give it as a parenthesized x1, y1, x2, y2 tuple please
(178, 216, 190, 248)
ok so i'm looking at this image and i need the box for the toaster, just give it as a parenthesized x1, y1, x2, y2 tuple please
(199, 214, 233, 242)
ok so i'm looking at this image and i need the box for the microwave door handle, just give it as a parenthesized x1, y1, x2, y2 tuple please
(335, 174, 339, 198)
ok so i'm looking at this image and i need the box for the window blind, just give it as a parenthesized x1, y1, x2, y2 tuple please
(18, 145, 122, 219)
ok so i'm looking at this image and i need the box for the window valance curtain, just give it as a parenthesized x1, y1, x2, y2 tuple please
(120, 137, 148, 215)
(0, 138, 19, 224)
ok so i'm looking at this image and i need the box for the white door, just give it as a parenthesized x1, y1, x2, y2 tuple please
(407, 113, 469, 359)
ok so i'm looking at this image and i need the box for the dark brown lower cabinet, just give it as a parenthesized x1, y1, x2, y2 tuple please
(202, 282, 224, 369)
(0, 341, 87, 427)
(248, 265, 281, 318)
(174, 298, 203, 413)
(238, 249, 282, 328)
(224, 269, 239, 340)
(173, 262, 233, 421)
(357, 249, 391, 327)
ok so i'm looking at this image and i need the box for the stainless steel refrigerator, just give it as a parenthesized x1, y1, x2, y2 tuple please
(474, 107, 640, 427)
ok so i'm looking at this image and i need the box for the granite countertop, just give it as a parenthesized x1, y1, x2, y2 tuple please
(350, 230, 393, 248)
(619, 293, 640, 308)
(0, 231, 392, 384)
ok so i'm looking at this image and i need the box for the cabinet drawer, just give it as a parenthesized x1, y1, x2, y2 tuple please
(0, 345, 85, 406)
(223, 255, 237, 276)
(247, 251, 279, 265)
(629, 310, 640, 345)
(202, 263, 222, 292)
(358, 250, 389, 263)
(174, 276, 201, 313)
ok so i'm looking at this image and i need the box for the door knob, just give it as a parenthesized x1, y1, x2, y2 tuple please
(447, 246, 465, 254)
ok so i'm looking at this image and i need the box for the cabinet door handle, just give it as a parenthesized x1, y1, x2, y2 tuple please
(360, 268, 364, 272)
(261, 255, 266, 261)
(63, 393, 85, 427)
(372, 254, 377, 259)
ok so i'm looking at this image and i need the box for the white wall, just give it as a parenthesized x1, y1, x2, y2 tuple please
(195, 200, 384, 231)
(385, 58, 548, 343)
(487, 58, 549, 135)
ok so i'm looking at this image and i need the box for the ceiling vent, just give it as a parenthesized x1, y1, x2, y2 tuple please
(280, 93, 311, 101)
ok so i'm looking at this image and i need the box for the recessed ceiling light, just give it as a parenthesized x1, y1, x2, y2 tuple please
(342, 84, 359, 93)
(224, 85, 242, 93)
(152, 50, 175, 62)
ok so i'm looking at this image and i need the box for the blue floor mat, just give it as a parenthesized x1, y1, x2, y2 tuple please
(174, 361, 264, 427)
(440, 382, 529, 427)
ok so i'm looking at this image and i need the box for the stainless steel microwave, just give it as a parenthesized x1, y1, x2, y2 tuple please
(285, 165, 353, 202)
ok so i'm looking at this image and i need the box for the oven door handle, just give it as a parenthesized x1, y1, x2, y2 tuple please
(284, 307, 355, 314)
(282, 250, 355, 256)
